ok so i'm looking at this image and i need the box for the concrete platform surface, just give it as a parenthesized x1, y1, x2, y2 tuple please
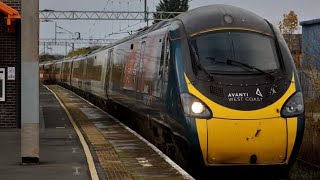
(0, 85, 92, 180)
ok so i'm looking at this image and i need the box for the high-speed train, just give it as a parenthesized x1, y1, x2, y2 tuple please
(40, 4, 305, 175)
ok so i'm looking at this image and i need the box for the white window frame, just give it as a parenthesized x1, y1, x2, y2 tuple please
(0, 68, 5, 102)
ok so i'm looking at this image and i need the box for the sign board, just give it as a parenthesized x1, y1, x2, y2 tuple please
(0, 68, 5, 102)
(7, 67, 15, 80)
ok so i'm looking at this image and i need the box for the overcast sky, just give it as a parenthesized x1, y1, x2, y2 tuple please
(40, 0, 320, 54)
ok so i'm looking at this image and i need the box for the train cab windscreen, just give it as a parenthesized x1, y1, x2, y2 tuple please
(191, 31, 280, 74)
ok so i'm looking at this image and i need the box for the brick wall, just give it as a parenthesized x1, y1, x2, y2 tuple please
(0, 0, 21, 128)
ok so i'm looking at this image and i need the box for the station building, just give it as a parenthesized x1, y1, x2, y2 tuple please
(301, 18, 320, 68)
(300, 19, 320, 99)
(0, 0, 21, 128)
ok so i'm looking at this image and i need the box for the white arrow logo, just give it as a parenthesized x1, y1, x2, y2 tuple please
(256, 88, 263, 97)
(271, 87, 277, 95)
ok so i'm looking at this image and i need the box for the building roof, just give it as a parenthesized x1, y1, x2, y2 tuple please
(300, 18, 320, 26)
(0, 1, 20, 32)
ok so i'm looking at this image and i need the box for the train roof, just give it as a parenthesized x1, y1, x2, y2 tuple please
(176, 4, 273, 36)
(98, 19, 172, 51)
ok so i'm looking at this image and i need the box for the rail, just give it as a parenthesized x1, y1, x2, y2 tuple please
(296, 158, 320, 170)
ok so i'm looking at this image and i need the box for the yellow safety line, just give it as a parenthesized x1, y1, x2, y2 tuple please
(43, 85, 99, 180)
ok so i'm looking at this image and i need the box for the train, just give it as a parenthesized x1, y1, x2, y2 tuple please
(40, 4, 305, 177)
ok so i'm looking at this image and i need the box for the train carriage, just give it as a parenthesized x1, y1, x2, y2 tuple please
(167, 5, 305, 168)
(53, 60, 63, 83)
(40, 61, 55, 83)
(70, 56, 87, 93)
(60, 58, 73, 87)
(40, 4, 305, 177)
(83, 50, 108, 99)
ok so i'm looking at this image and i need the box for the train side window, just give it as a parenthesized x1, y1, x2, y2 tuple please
(159, 37, 166, 76)
(163, 37, 170, 82)
(159, 35, 170, 82)
(105, 49, 113, 89)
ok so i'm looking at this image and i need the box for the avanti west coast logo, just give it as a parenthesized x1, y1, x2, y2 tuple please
(228, 88, 263, 102)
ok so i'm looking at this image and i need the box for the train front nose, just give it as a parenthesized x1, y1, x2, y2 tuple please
(205, 117, 287, 164)
(185, 73, 302, 166)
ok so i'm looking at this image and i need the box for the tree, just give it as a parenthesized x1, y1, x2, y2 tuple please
(154, 0, 189, 23)
(67, 45, 101, 57)
(40, 54, 64, 62)
(278, 11, 299, 52)
(278, 11, 300, 67)
(279, 11, 299, 35)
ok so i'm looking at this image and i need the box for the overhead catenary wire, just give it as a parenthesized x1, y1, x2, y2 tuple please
(85, 0, 112, 37)
(85, 0, 144, 39)
(107, 0, 145, 38)
(89, 0, 143, 39)
(41, 0, 183, 54)
(107, 21, 143, 37)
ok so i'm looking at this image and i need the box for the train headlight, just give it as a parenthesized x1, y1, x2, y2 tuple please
(191, 102, 205, 114)
(181, 93, 212, 119)
(281, 92, 304, 117)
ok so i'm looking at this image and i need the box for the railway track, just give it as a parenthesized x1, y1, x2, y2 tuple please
(296, 158, 320, 170)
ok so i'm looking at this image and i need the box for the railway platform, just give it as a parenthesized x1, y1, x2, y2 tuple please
(0, 85, 93, 180)
(0, 84, 193, 180)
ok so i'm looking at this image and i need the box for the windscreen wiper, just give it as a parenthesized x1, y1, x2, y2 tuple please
(206, 57, 276, 80)
(177, 18, 214, 81)
(188, 43, 214, 80)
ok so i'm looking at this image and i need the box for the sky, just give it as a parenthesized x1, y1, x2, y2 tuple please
(40, 0, 320, 54)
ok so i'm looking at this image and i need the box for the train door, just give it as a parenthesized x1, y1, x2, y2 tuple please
(69, 60, 73, 85)
(136, 41, 146, 102)
(59, 63, 62, 82)
(105, 49, 113, 98)
(61, 62, 65, 83)
(83, 57, 90, 92)
(39, 64, 44, 81)
(79, 60, 85, 90)
(48, 64, 52, 82)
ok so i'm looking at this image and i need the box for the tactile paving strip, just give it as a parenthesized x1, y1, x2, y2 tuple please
(50, 85, 132, 180)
